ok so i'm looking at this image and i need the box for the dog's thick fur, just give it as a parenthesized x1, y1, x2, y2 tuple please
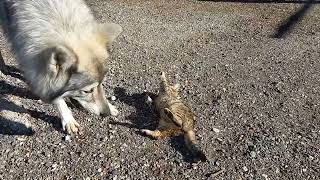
(0, 0, 122, 134)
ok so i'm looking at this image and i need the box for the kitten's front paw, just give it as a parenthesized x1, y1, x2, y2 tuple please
(141, 129, 160, 139)
(141, 129, 153, 136)
(160, 72, 166, 80)
(146, 96, 153, 105)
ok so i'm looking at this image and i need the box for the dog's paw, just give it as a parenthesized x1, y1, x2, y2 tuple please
(107, 102, 119, 116)
(64, 119, 80, 134)
(110, 105, 119, 116)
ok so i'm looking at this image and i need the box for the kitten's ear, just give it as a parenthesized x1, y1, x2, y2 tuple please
(97, 23, 123, 46)
(173, 84, 180, 90)
(160, 72, 167, 81)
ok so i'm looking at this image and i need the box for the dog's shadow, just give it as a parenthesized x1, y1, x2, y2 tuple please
(112, 87, 202, 163)
(1, 65, 25, 81)
(0, 97, 62, 134)
(0, 117, 34, 136)
(0, 72, 63, 133)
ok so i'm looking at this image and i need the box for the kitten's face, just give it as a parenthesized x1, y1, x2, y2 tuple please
(160, 84, 180, 98)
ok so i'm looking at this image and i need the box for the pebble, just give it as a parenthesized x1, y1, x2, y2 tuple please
(214, 160, 220, 166)
(52, 164, 57, 168)
(217, 138, 223, 142)
(111, 96, 117, 101)
(146, 96, 153, 104)
(250, 151, 256, 158)
(302, 168, 307, 172)
(309, 156, 314, 160)
(113, 175, 118, 180)
(65, 135, 71, 142)
(243, 166, 248, 172)
(212, 127, 220, 133)
(262, 174, 269, 180)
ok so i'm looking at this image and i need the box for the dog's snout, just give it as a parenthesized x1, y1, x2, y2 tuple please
(100, 112, 109, 117)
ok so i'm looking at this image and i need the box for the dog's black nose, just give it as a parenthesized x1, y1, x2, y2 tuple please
(100, 112, 109, 117)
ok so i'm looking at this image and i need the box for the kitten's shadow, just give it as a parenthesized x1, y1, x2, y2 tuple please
(111, 87, 158, 134)
(169, 136, 200, 163)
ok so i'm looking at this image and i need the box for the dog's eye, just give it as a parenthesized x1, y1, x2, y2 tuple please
(83, 89, 94, 93)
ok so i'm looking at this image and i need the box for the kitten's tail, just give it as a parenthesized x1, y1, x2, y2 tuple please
(184, 130, 207, 162)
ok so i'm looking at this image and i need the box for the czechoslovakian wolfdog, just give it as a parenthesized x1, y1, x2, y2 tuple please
(0, 0, 122, 134)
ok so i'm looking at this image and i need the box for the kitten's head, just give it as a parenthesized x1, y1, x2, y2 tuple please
(164, 83, 180, 98)
(159, 72, 180, 98)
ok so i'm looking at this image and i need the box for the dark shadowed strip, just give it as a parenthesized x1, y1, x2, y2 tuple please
(272, 0, 315, 38)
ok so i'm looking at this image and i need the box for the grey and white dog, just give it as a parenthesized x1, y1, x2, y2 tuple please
(0, 0, 122, 134)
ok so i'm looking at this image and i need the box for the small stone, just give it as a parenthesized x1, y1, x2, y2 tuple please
(309, 156, 314, 160)
(211, 160, 218, 166)
(217, 138, 223, 142)
(98, 168, 102, 173)
(146, 96, 153, 104)
(111, 96, 117, 101)
(113, 175, 118, 180)
(250, 151, 256, 158)
(302, 168, 307, 172)
(17, 137, 27, 141)
(52, 164, 57, 168)
(243, 166, 248, 172)
(262, 174, 269, 180)
(212, 127, 220, 133)
(65, 135, 71, 142)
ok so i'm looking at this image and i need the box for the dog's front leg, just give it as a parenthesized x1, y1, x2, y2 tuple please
(53, 98, 80, 134)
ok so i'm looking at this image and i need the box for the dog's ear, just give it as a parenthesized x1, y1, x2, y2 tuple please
(97, 23, 123, 46)
(48, 45, 78, 74)
(34, 45, 79, 102)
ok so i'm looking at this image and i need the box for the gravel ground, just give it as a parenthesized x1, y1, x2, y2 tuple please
(0, 0, 320, 179)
